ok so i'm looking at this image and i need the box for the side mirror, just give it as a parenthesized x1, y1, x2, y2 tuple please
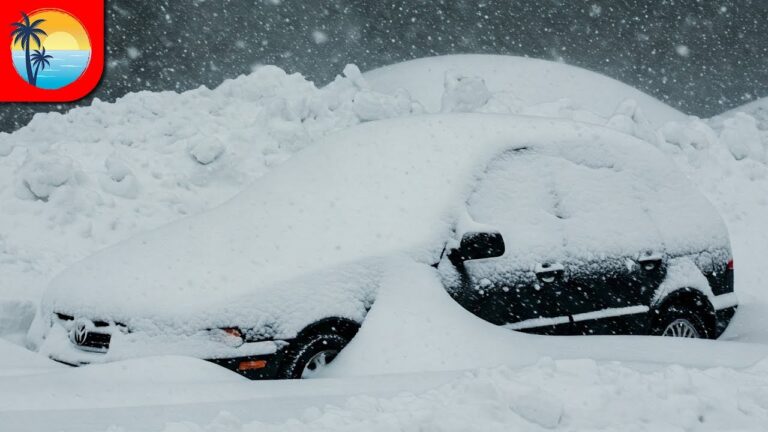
(458, 231, 505, 261)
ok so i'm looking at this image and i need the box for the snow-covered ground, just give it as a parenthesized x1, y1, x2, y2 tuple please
(2, 55, 768, 430)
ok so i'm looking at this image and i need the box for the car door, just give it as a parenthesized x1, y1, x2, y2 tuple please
(440, 145, 668, 336)
(439, 149, 573, 335)
(543, 145, 668, 335)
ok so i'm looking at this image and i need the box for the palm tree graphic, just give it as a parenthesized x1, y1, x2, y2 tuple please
(11, 11, 51, 87)
(31, 47, 53, 80)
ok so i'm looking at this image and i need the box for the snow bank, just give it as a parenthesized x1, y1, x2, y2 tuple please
(363, 54, 688, 127)
(712, 97, 768, 131)
(2, 53, 768, 348)
(0, 356, 245, 413)
(326, 258, 766, 377)
(158, 358, 768, 432)
(2, 55, 768, 432)
(640, 98, 768, 343)
(0, 64, 417, 307)
(0, 338, 63, 376)
(323, 259, 541, 375)
(0, 298, 35, 336)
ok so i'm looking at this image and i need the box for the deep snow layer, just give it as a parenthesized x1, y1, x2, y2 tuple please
(0, 55, 676, 335)
(1, 55, 766, 343)
(363, 54, 688, 127)
(712, 97, 768, 131)
(5, 259, 768, 431)
(2, 54, 768, 431)
(161, 359, 768, 432)
(0, 64, 417, 318)
(4, 353, 768, 432)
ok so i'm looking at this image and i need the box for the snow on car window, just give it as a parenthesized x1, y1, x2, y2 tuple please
(467, 141, 727, 266)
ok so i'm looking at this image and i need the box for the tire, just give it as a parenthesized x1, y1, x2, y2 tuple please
(654, 304, 709, 339)
(278, 332, 352, 379)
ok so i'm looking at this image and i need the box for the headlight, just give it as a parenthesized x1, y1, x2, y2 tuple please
(210, 327, 245, 347)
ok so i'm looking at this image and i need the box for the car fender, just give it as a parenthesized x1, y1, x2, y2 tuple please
(651, 256, 716, 307)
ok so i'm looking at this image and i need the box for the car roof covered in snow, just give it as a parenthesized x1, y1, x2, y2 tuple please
(363, 54, 688, 128)
(44, 114, 726, 330)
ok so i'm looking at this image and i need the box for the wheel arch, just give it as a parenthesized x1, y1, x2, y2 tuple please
(295, 316, 362, 342)
(651, 287, 717, 337)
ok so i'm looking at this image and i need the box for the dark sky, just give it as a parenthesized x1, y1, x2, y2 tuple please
(1, 0, 766, 132)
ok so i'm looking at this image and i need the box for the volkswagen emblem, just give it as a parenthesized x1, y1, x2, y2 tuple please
(69, 319, 91, 345)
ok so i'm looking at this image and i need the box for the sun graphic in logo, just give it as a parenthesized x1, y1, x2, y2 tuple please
(10, 10, 92, 90)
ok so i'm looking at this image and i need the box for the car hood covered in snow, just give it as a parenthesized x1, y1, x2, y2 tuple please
(38, 114, 728, 335)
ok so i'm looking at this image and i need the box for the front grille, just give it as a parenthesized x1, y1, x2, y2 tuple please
(55, 311, 126, 352)
(76, 331, 112, 351)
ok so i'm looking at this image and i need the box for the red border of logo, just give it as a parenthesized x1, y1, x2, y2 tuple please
(1, 0, 104, 102)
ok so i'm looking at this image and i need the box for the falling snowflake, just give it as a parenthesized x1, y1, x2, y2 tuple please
(312, 30, 329, 45)
(675, 45, 690, 57)
(126, 47, 141, 60)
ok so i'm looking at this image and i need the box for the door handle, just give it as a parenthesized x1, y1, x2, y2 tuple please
(638, 252, 663, 270)
(535, 262, 564, 283)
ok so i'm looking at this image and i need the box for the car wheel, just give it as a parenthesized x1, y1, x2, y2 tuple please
(279, 332, 352, 379)
(655, 304, 708, 339)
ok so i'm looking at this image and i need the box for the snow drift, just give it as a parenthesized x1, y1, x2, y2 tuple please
(1, 53, 768, 432)
(1, 54, 767, 347)
(0, 64, 416, 319)
(363, 54, 688, 127)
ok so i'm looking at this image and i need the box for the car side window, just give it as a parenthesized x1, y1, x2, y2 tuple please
(467, 146, 664, 265)
(466, 149, 565, 268)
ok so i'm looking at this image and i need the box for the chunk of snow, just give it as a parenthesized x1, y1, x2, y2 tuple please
(342, 64, 367, 89)
(351, 88, 418, 121)
(605, 98, 659, 144)
(187, 136, 226, 165)
(440, 71, 492, 113)
(17, 154, 74, 201)
(719, 113, 764, 162)
(99, 157, 140, 198)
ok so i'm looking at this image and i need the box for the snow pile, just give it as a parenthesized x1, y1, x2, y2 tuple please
(440, 71, 493, 112)
(666, 102, 768, 344)
(159, 358, 768, 432)
(326, 260, 763, 378)
(0, 299, 35, 338)
(711, 97, 768, 131)
(2, 54, 768, 432)
(0, 54, 765, 339)
(718, 113, 765, 162)
(0, 338, 63, 376)
(0, 64, 419, 311)
(1, 54, 767, 344)
(363, 54, 688, 127)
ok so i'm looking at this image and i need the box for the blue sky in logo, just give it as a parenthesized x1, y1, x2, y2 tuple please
(13, 50, 90, 90)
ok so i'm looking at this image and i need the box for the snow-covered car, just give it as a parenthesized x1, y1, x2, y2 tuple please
(30, 114, 737, 379)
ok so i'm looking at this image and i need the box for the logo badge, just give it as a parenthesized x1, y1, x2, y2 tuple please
(70, 319, 91, 345)
(2, 1, 103, 102)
